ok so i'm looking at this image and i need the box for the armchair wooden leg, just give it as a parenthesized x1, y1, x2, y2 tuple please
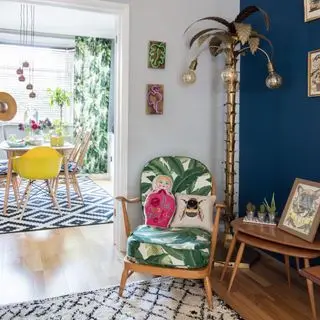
(228, 242, 246, 292)
(284, 255, 291, 287)
(119, 265, 130, 297)
(304, 259, 317, 320)
(204, 276, 213, 309)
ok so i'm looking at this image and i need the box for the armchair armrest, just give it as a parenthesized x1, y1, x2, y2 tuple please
(208, 201, 226, 272)
(215, 202, 226, 209)
(115, 196, 140, 204)
(115, 196, 141, 237)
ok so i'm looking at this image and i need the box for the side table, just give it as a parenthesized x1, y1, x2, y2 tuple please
(220, 218, 320, 320)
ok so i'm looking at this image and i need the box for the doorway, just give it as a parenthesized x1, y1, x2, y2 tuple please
(1, 0, 129, 246)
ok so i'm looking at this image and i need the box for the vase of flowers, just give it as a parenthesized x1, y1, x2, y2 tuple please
(19, 118, 53, 145)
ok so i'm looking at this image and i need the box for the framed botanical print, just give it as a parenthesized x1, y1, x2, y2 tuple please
(308, 49, 320, 97)
(278, 178, 320, 242)
(304, 0, 320, 22)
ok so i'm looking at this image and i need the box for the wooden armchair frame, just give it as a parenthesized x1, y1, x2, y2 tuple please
(116, 180, 225, 308)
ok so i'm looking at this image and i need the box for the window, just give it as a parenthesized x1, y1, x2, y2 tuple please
(0, 44, 74, 124)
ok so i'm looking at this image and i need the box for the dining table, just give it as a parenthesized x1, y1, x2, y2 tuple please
(0, 141, 75, 214)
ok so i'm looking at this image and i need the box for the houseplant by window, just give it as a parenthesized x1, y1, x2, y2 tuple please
(47, 87, 71, 146)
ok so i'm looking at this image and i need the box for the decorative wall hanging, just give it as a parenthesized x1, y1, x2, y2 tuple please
(304, 0, 320, 22)
(16, 4, 36, 98)
(278, 178, 320, 242)
(308, 49, 320, 96)
(0, 92, 17, 121)
(148, 41, 166, 69)
(146, 84, 164, 114)
(182, 6, 282, 241)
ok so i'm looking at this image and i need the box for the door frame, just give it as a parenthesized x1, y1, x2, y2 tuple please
(8, 0, 129, 244)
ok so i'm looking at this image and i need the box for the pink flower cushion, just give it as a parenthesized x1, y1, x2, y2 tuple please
(144, 188, 176, 228)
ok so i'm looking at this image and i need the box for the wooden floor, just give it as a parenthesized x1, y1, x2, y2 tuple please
(213, 252, 320, 320)
(0, 224, 151, 305)
(0, 222, 319, 320)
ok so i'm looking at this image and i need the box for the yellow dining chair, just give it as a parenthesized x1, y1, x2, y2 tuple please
(13, 147, 63, 219)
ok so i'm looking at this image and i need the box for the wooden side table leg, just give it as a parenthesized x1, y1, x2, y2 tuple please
(295, 257, 300, 271)
(304, 258, 317, 320)
(227, 242, 246, 292)
(220, 232, 237, 281)
(284, 255, 291, 287)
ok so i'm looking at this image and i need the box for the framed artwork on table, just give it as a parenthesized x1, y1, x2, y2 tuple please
(308, 49, 320, 97)
(304, 0, 320, 22)
(278, 178, 320, 242)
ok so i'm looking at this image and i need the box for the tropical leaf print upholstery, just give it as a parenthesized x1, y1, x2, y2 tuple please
(127, 225, 211, 268)
(141, 156, 212, 206)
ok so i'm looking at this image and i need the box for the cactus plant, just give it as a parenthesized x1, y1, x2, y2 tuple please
(246, 202, 256, 213)
(259, 203, 266, 213)
(264, 193, 276, 214)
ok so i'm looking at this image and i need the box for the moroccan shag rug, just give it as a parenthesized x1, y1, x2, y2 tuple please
(0, 176, 113, 234)
(0, 277, 241, 320)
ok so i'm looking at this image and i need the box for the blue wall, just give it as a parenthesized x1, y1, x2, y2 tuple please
(239, 1, 320, 220)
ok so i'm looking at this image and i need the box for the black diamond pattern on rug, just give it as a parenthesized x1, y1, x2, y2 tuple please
(0, 176, 113, 234)
(0, 277, 242, 320)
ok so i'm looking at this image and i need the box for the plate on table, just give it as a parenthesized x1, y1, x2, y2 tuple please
(6, 140, 26, 148)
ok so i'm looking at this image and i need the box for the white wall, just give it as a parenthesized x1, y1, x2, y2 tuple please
(124, 0, 239, 235)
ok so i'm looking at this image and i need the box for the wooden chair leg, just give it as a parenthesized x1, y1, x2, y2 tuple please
(204, 276, 213, 309)
(20, 181, 32, 220)
(12, 177, 20, 209)
(228, 242, 246, 292)
(46, 180, 62, 215)
(304, 259, 317, 320)
(72, 174, 84, 203)
(284, 255, 291, 287)
(220, 232, 237, 281)
(119, 264, 130, 297)
(54, 177, 59, 196)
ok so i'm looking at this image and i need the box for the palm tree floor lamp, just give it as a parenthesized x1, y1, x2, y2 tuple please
(182, 6, 282, 245)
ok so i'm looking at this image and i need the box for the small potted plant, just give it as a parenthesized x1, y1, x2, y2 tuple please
(264, 193, 277, 223)
(257, 203, 266, 222)
(246, 202, 255, 220)
(47, 87, 71, 146)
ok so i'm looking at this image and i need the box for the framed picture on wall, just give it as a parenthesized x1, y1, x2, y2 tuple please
(308, 49, 320, 97)
(304, 0, 320, 22)
(278, 178, 320, 242)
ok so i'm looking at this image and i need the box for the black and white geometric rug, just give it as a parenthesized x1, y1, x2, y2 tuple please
(0, 176, 114, 234)
(0, 277, 241, 320)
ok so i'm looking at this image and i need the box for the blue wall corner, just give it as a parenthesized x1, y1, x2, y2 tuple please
(239, 1, 320, 224)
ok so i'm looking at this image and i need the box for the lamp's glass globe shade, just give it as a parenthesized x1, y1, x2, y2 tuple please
(266, 72, 282, 89)
(182, 70, 196, 84)
(221, 66, 238, 83)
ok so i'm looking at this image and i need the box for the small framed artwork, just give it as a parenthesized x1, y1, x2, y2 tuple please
(278, 178, 320, 242)
(148, 41, 166, 69)
(308, 49, 320, 97)
(146, 84, 164, 115)
(304, 0, 320, 22)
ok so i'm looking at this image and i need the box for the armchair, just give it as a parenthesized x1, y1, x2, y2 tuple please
(116, 156, 225, 308)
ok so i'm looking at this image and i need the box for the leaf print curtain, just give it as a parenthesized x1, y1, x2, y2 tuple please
(74, 37, 113, 173)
